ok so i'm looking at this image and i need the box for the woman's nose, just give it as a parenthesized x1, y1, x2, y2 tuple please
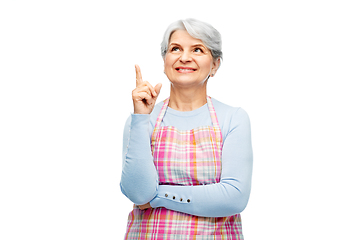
(179, 51, 192, 63)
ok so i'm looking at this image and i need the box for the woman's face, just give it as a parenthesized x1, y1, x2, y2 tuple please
(164, 30, 219, 88)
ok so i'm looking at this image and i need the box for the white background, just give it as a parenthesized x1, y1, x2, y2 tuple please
(1, 0, 359, 239)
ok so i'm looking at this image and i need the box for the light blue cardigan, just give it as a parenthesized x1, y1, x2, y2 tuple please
(120, 98, 253, 217)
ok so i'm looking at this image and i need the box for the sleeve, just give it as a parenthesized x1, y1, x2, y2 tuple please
(120, 114, 159, 205)
(149, 108, 253, 217)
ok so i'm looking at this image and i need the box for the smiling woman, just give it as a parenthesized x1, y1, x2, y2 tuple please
(164, 30, 220, 105)
(120, 18, 253, 240)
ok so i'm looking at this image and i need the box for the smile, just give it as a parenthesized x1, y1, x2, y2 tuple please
(175, 67, 196, 73)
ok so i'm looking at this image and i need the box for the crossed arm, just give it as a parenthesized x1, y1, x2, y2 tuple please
(120, 108, 253, 217)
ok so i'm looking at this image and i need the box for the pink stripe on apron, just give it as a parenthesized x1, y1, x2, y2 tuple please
(125, 96, 243, 239)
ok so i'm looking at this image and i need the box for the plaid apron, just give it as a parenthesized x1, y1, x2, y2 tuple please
(125, 96, 243, 239)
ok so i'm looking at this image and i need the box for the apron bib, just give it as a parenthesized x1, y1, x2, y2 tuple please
(125, 96, 243, 240)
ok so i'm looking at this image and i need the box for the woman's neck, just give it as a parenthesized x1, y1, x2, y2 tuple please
(168, 84, 207, 112)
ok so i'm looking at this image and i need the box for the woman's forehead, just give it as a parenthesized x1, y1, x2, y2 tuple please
(169, 30, 205, 46)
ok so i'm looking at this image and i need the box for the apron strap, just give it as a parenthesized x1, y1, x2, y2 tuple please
(206, 96, 221, 130)
(154, 96, 220, 130)
(154, 98, 170, 129)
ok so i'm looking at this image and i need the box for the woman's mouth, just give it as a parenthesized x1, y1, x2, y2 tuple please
(175, 67, 196, 73)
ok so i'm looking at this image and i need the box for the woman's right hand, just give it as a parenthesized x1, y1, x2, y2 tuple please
(132, 65, 162, 114)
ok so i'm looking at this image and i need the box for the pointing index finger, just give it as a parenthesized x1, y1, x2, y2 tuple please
(135, 64, 143, 86)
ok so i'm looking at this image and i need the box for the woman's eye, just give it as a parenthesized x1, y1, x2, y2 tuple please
(171, 47, 180, 52)
(194, 48, 203, 53)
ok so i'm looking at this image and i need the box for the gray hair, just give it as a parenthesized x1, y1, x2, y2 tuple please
(160, 18, 223, 62)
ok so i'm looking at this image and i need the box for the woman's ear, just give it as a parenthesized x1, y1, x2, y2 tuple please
(211, 58, 221, 77)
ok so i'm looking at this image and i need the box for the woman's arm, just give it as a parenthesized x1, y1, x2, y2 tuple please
(120, 65, 161, 205)
(149, 108, 253, 217)
(120, 114, 159, 205)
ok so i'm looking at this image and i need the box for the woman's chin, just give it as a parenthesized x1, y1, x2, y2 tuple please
(169, 76, 208, 87)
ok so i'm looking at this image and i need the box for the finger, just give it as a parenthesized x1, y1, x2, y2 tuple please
(148, 83, 157, 97)
(138, 81, 157, 97)
(135, 64, 143, 87)
(134, 91, 152, 102)
(135, 86, 152, 98)
(154, 83, 162, 97)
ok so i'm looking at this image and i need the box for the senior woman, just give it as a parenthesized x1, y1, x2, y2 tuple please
(120, 18, 253, 239)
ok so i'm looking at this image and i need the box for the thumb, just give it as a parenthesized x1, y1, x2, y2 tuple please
(154, 83, 162, 96)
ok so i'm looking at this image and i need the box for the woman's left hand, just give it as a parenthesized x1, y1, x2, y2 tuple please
(138, 202, 151, 210)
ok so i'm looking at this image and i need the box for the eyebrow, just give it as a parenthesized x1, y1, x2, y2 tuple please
(169, 43, 206, 48)
(192, 44, 206, 48)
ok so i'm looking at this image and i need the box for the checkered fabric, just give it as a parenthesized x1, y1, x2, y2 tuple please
(125, 96, 243, 239)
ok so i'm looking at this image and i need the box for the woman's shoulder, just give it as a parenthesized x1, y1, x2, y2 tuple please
(211, 97, 251, 139)
(124, 100, 164, 129)
(148, 97, 250, 130)
(150, 99, 165, 116)
(211, 97, 249, 119)
(147, 99, 167, 127)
